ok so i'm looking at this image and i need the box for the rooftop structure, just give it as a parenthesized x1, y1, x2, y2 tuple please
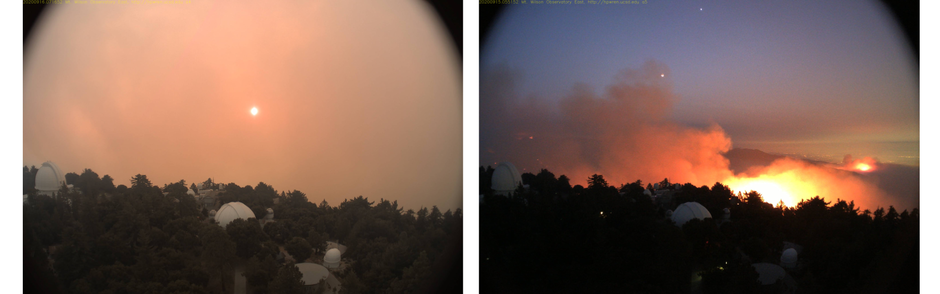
(35, 161, 66, 197)
(671, 202, 712, 227)
(780, 248, 798, 269)
(295, 263, 330, 286)
(324, 248, 341, 269)
(214, 202, 256, 228)
(491, 162, 522, 196)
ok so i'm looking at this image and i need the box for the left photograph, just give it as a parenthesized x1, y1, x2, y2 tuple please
(23, 1, 462, 293)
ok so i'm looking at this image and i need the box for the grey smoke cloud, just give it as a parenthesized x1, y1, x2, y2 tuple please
(481, 60, 733, 187)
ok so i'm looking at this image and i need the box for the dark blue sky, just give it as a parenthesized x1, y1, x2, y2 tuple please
(481, 0, 917, 166)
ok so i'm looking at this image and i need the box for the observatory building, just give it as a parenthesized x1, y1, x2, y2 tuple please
(324, 248, 342, 269)
(214, 202, 256, 228)
(296, 263, 342, 293)
(671, 202, 712, 227)
(752, 263, 786, 285)
(35, 161, 66, 197)
(752, 262, 797, 292)
(780, 248, 798, 269)
(491, 162, 522, 196)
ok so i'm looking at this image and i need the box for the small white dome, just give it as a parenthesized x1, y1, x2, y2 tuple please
(295, 263, 330, 285)
(214, 202, 256, 228)
(671, 202, 712, 227)
(780, 248, 798, 269)
(491, 162, 522, 195)
(35, 161, 66, 195)
(324, 248, 341, 268)
(643, 189, 652, 196)
(186, 189, 196, 196)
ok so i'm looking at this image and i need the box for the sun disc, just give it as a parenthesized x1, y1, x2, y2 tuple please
(251, 107, 258, 116)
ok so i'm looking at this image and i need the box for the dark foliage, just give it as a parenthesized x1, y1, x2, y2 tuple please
(23, 167, 461, 294)
(480, 166, 919, 293)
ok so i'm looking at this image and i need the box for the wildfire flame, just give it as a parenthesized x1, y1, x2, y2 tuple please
(855, 163, 871, 172)
(723, 172, 814, 208)
(718, 156, 886, 209)
(842, 155, 877, 173)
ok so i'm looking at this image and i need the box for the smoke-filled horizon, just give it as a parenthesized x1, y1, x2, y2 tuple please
(480, 60, 918, 211)
(482, 60, 734, 185)
(24, 1, 462, 211)
(480, 1, 918, 211)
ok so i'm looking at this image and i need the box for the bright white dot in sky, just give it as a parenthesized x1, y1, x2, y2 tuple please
(700, 8, 703, 11)
(251, 107, 258, 116)
(661, 74, 665, 77)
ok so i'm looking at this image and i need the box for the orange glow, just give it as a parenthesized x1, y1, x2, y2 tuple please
(723, 160, 830, 208)
(724, 174, 813, 208)
(855, 163, 870, 171)
(720, 157, 889, 210)
(842, 155, 877, 173)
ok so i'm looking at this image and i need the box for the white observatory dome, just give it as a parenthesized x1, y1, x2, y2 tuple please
(491, 162, 522, 196)
(186, 189, 196, 196)
(780, 248, 798, 269)
(295, 263, 330, 286)
(324, 248, 341, 268)
(214, 202, 256, 228)
(35, 161, 66, 196)
(671, 202, 712, 227)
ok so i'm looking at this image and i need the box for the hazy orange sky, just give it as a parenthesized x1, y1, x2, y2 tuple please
(25, 1, 462, 210)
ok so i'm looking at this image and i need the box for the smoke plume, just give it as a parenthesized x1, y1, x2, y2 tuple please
(481, 60, 916, 211)
(482, 60, 733, 186)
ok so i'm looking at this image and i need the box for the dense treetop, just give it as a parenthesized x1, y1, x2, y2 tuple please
(24, 167, 462, 294)
(480, 166, 918, 293)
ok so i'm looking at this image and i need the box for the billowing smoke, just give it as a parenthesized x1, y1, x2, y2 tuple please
(481, 60, 733, 187)
(481, 61, 917, 211)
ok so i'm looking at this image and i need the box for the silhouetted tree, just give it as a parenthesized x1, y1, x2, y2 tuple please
(587, 174, 609, 190)
(226, 218, 267, 258)
(286, 237, 312, 262)
(200, 225, 236, 293)
(270, 265, 305, 294)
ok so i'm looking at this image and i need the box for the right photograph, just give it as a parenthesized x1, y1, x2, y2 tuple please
(479, 1, 919, 293)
